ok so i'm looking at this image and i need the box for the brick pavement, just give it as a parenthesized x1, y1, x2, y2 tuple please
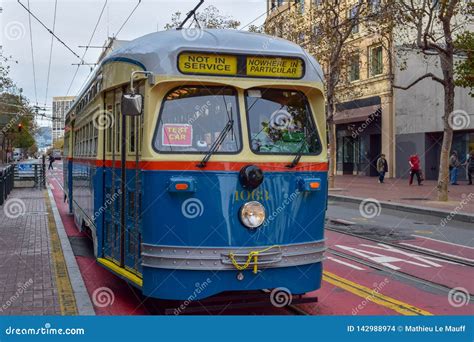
(0, 188, 77, 315)
(330, 175, 474, 215)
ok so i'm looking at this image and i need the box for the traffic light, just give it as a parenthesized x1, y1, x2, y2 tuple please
(18, 123, 22, 132)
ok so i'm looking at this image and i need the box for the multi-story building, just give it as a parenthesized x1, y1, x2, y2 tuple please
(265, 0, 473, 180)
(52, 96, 75, 144)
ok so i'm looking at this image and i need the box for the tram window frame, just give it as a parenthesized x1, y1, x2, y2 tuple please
(152, 86, 243, 155)
(244, 88, 322, 156)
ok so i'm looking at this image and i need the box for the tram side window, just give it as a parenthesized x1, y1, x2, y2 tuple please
(245, 88, 322, 155)
(154, 86, 241, 153)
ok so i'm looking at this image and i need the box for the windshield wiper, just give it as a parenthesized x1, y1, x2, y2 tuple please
(197, 107, 234, 168)
(286, 128, 318, 168)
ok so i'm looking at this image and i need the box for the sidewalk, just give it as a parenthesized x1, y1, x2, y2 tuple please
(0, 188, 92, 315)
(329, 175, 474, 220)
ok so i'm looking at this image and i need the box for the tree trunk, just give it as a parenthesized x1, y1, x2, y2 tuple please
(437, 54, 455, 202)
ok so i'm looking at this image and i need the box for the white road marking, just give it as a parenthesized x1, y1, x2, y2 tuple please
(398, 242, 474, 263)
(49, 183, 55, 190)
(411, 234, 474, 250)
(326, 256, 365, 270)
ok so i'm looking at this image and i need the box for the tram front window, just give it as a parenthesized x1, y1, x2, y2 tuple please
(245, 89, 321, 155)
(154, 86, 241, 153)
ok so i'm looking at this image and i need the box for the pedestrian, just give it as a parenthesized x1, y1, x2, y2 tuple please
(449, 151, 460, 185)
(465, 150, 474, 185)
(48, 154, 54, 170)
(409, 153, 422, 186)
(376, 153, 388, 183)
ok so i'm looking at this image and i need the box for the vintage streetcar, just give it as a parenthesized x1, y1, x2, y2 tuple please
(63, 28, 328, 301)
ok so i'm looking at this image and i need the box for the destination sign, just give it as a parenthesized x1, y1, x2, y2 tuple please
(178, 53, 238, 76)
(178, 52, 305, 79)
(246, 56, 303, 79)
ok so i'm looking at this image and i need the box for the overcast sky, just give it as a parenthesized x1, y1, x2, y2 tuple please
(1, 0, 266, 126)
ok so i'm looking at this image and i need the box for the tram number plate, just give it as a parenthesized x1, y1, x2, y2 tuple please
(178, 53, 238, 76)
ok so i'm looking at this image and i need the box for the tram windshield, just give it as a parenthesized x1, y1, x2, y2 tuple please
(154, 86, 241, 153)
(245, 89, 321, 155)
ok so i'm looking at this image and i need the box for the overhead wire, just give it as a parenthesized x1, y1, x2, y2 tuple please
(72, 0, 142, 98)
(17, 0, 82, 61)
(66, 0, 108, 96)
(44, 0, 58, 107)
(26, 0, 38, 106)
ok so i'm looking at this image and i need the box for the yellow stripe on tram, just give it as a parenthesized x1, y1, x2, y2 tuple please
(323, 271, 433, 316)
(97, 258, 143, 287)
(44, 190, 78, 315)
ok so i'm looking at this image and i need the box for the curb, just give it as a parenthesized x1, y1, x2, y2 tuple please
(328, 194, 474, 224)
(47, 186, 96, 315)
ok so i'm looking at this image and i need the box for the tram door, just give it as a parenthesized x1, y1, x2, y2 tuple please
(102, 87, 142, 276)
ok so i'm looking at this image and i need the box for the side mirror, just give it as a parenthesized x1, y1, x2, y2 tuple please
(121, 93, 143, 116)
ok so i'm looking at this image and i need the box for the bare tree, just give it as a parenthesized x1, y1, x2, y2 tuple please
(391, 0, 470, 201)
(266, 1, 368, 188)
(164, 5, 240, 30)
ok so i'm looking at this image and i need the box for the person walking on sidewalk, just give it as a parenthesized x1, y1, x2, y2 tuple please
(409, 154, 422, 186)
(48, 154, 55, 170)
(449, 151, 460, 185)
(465, 150, 474, 185)
(376, 154, 388, 183)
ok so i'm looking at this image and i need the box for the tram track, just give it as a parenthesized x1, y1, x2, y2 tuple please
(326, 223, 474, 267)
(325, 225, 474, 301)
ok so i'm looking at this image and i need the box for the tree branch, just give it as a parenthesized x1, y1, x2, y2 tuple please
(393, 72, 446, 89)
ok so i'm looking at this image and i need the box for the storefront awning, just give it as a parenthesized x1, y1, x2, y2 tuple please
(334, 104, 381, 125)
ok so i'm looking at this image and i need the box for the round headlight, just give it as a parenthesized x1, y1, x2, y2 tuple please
(240, 201, 266, 229)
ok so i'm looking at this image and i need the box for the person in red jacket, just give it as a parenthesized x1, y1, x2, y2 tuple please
(409, 154, 423, 185)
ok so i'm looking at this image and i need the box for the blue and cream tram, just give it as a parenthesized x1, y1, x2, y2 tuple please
(63, 29, 328, 300)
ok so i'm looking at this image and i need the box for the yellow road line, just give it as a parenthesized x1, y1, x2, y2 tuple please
(44, 190, 78, 315)
(323, 271, 433, 316)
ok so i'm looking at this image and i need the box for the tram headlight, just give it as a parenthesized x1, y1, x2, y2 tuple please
(239, 201, 266, 229)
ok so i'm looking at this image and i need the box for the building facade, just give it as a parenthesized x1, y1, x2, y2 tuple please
(265, 0, 473, 180)
(52, 96, 74, 144)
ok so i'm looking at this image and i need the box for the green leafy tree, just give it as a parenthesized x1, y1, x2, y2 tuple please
(454, 31, 474, 96)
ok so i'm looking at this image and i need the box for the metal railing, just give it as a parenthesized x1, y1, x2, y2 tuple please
(13, 162, 46, 189)
(0, 165, 14, 206)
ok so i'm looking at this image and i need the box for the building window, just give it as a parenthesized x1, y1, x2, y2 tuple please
(369, 0, 381, 13)
(297, 0, 305, 14)
(349, 54, 360, 82)
(348, 5, 359, 34)
(369, 45, 383, 77)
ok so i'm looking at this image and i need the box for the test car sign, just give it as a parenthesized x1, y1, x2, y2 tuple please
(162, 124, 193, 147)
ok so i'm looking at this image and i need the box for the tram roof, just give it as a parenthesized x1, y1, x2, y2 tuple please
(102, 29, 324, 83)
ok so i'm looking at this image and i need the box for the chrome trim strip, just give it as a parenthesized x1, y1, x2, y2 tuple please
(141, 240, 326, 270)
